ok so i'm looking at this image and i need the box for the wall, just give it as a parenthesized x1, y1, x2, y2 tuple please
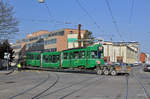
(102, 42, 139, 64)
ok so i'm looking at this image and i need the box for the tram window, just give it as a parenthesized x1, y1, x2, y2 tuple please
(31, 55, 35, 60)
(63, 53, 68, 59)
(52, 55, 59, 63)
(52, 55, 55, 63)
(31, 55, 34, 59)
(87, 52, 90, 58)
(56, 55, 60, 60)
(37, 55, 41, 60)
(91, 51, 98, 59)
(43, 55, 49, 62)
(27, 55, 30, 59)
(30, 55, 33, 59)
(69, 53, 73, 59)
(49, 55, 52, 62)
(80, 51, 85, 59)
(74, 52, 80, 59)
(98, 46, 103, 59)
(29, 55, 31, 59)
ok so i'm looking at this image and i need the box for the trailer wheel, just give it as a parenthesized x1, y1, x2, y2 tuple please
(96, 67, 103, 75)
(104, 69, 109, 75)
(97, 69, 103, 75)
(111, 70, 117, 76)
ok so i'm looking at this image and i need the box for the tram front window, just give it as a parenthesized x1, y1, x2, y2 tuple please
(91, 51, 98, 59)
(98, 46, 103, 59)
(98, 51, 101, 59)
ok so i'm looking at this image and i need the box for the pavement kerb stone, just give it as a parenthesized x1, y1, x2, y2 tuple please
(0, 70, 14, 75)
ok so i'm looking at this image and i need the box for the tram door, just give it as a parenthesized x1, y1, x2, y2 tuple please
(62, 52, 70, 68)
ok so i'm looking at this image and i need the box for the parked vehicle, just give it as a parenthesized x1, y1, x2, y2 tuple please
(133, 62, 140, 66)
(140, 53, 147, 63)
(143, 64, 150, 72)
(128, 64, 134, 67)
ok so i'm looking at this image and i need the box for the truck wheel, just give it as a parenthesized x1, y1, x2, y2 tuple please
(97, 69, 103, 75)
(104, 69, 109, 75)
(111, 70, 117, 76)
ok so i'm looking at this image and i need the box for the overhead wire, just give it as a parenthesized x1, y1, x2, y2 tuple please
(75, 0, 106, 34)
(128, 0, 135, 41)
(105, 0, 123, 41)
(129, 0, 134, 24)
(41, 1, 76, 27)
(30, 0, 75, 27)
(44, 2, 52, 18)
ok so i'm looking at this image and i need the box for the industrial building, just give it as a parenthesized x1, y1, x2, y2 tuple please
(100, 41, 140, 64)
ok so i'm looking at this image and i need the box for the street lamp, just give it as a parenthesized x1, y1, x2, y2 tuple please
(38, 0, 45, 3)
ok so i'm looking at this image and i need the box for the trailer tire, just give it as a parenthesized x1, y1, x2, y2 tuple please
(111, 70, 117, 76)
(104, 69, 109, 75)
(96, 66, 103, 75)
(97, 69, 103, 75)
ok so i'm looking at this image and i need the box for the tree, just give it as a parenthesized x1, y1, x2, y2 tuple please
(83, 31, 95, 47)
(0, 40, 14, 62)
(0, 0, 19, 40)
(0, 42, 4, 59)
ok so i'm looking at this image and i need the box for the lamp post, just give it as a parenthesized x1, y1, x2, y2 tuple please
(38, 0, 45, 3)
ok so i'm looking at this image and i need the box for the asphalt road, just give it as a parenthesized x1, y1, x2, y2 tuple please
(0, 66, 150, 99)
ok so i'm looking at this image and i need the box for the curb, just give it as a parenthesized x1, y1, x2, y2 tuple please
(5, 70, 14, 75)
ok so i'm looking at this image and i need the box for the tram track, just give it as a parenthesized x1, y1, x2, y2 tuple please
(59, 76, 105, 99)
(31, 73, 59, 99)
(37, 75, 105, 99)
(132, 72, 150, 99)
(58, 75, 129, 99)
(124, 75, 129, 99)
(8, 73, 51, 99)
(129, 67, 150, 99)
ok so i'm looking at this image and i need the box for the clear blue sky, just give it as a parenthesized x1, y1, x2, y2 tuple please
(8, 0, 150, 53)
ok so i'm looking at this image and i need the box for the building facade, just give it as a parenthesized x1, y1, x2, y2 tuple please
(12, 29, 88, 62)
(101, 41, 140, 64)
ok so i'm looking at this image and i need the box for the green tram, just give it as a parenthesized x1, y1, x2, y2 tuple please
(26, 44, 131, 75)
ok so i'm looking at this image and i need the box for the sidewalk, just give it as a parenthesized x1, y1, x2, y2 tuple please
(0, 70, 14, 75)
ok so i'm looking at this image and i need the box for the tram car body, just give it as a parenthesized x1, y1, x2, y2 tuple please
(26, 44, 104, 69)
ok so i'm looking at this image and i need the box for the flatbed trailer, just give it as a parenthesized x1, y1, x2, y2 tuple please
(96, 64, 131, 75)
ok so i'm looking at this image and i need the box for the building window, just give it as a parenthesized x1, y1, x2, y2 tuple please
(48, 34, 52, 37)
(45, 38, 57, 45)
(70, 31, 73, 34)
(51, 48, 57, 52)
(48, 31, 64, 37)
(44, 48, 57, 52)
(13, 45, 21, 49)
(59, 31, 64, 36)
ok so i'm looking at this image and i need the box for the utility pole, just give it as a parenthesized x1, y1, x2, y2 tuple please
(78, 24, 81, 47)
(83, 30, 87, 47)
(107, 44, 109, 63)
